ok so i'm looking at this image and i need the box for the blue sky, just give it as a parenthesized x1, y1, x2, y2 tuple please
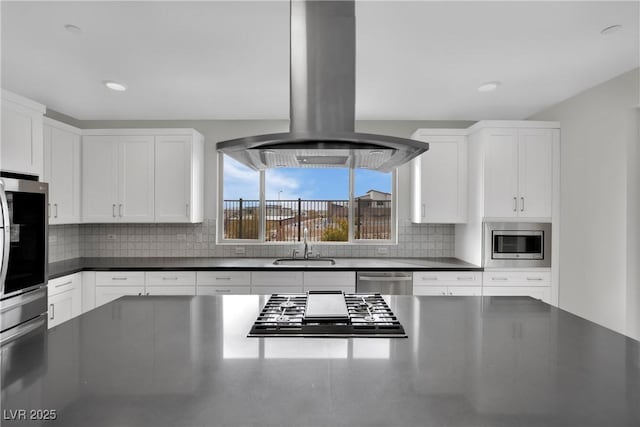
(223, 156, 391, 201)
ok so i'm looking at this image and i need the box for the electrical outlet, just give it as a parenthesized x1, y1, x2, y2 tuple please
(48, 235, 57, 244)
(376, 247, 389, 256)
(234, 246, 246, 255)
(176, 234, 186, 241)
(106, 234, 117, 241)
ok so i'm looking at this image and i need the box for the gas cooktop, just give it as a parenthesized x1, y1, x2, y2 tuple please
(248, 291, 407, 338)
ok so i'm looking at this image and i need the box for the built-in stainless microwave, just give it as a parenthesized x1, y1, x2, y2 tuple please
(483, 222, 551, 268)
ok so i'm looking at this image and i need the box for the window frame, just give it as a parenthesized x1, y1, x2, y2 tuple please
(217, 153, 397, 244)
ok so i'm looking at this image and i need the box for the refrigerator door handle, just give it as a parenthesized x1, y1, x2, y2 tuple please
(0, 184, 10, 295)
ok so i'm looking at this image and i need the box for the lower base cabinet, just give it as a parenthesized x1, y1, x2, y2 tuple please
(482, 270, 551, 303)
(197, 286, 250, 295)
(413, 271, 481, 297)
(95, 285, 145, 307)
(48, 273, 82, 329)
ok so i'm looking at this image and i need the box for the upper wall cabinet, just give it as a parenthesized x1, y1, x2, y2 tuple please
(82, 135, 155, 223)
(410, 130, 467, 223)
(43, 118, 81, 224)
(482, 128, 554, 219)
(1, 90, 46, 178)
(82, 129, 204, 223)
(155, 134, 204, 223)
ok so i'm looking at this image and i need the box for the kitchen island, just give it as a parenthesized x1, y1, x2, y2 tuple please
(2, 295, 639, 427)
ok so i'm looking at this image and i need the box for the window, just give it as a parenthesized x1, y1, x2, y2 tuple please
(219, 154, 395, 243)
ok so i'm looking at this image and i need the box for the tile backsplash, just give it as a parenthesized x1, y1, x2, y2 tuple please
(48, 220, 454, 262)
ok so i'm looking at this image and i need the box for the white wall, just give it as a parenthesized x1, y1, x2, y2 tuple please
(530, 68, 639, 338)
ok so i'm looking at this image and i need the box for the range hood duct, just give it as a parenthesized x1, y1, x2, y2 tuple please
(217, 0, 428, 172)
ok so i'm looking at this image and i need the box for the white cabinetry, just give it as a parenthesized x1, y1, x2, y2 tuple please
(43, 118, 81, 224)
(48, 273, 82, 328)
(251, 271, 304, 294)
(82, 135, 154, 223)
(145, 271, 195, 296)
(482, 270, 551, 303)
(413, 271, 481, 296)
(155, 134, 204, 223)
(303, 271, 355, 292)
(197, 271, 251, 295)
(410, 130, 467, 223)
(1, 90, 45, 177)
(93, 271, 196, 307)
(482, 128, 553, 219)
(82, 129, 204, 223)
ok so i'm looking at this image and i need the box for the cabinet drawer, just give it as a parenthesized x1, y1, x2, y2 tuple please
(303, 272, 355, 288)
(251, 285, 303, 295)
(49, 273, 80, 297)
(251, 271, 303, 287)
(145, 271, 196, 286)
(197, 271, 251, 286)
(483, 271, 550, 286)
(95, 285, 145, 307)
(413, 271, 480, 286)
(96, 271, 145, 286)
(197, 286, 251, 295)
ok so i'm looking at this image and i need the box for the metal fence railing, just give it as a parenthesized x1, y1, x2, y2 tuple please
(223, 198, 391, 241)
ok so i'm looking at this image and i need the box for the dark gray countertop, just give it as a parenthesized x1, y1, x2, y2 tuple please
(48, 257, 482, 279)
(2, 295, 639, 427)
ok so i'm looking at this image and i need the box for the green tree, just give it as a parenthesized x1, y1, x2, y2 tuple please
(321, 218, 348, 242)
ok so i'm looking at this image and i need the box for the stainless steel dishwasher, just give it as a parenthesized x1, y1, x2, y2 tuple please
(356, 272, 413, 295)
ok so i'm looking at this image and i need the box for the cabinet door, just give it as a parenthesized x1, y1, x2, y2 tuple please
(82, 136, 119, 222)
(118, 136, 155, 222)
(1, 100, 44, 177)
(197, 286, 251, 295)
(48, 290, 74, 328)
(48, 126, 81, 224)
(303, 271, 355, 292)
(145, 285, 195, 296)
(483, 129, 519, 218)
(518, 129, 552, 218)
(414, 286, 448, 296)
(414, 136, 467, 223)
(448, 286, 481, 296)
(95, 286, 145, 307)
(482, 286, 550, 303)
(155, 135, 192, 222)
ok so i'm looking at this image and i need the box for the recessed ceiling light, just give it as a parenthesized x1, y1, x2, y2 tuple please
(103, 81, 127, 92)
(369, 150, 383, 155)
(262, 150, 275, 154)
(601, 24, 622, 36)
(477, 81, 501, 92)
(64, 24, 82, 35)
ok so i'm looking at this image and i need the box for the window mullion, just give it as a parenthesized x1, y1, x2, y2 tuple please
(348, 168, 354, 243)
(259, 170, 266, 243)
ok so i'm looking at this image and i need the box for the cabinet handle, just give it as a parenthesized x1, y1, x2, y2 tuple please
(215, 289, 231, 293)
(521, 197, 525, 212)
(440, 291, 446, 296)
(55, 280, 72, 288)
(448, 291, 453, 295)
(49, 304, 55, 320)
(162, 277, 179, 281)
(112, 277, 128, 281)
(138, 292, 142, 296)
(215, 277, 232, 281)
(513, 197, 517, 212)
(146, 292, 150, 296)
(112, 204, 117, 218)
(54, 204, 58, 218)
(491, 277, 508, 281)
(48, 203, 51, 218)
(186, 203, 189, 216)
(456, 276, 473, 281)
(119, 204, 123, 217)
(421, 203, 425, 218)
(527, 277, 543, 281)
(422, 277, 438, 281)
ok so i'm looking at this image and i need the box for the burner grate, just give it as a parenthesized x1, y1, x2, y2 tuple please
(248, 293, 407, 338)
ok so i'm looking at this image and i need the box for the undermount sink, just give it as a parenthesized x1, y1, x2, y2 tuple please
(273, 258, 336, 266)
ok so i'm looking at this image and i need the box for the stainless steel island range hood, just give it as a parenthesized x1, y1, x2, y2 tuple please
(217, 0, 428, 172)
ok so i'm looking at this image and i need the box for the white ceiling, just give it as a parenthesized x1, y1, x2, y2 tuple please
(2, 1, 638, 121)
